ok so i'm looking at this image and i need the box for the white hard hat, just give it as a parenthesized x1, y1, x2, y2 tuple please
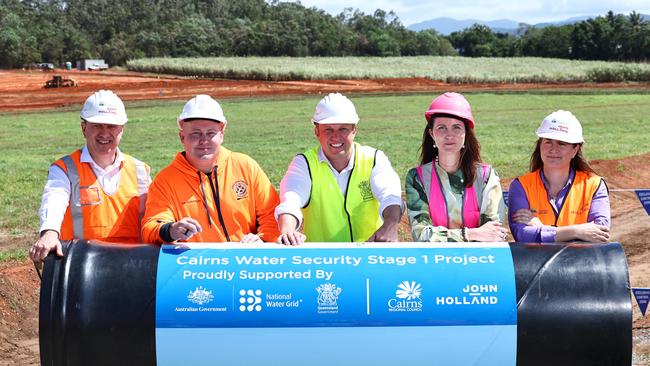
(536, 110, 584, 144)
(177, 95, 227, 127)
(80, 90, 127, 125)
(311, 93, 359, 125)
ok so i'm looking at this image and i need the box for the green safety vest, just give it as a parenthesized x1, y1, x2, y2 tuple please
(301, 143, 382, 242)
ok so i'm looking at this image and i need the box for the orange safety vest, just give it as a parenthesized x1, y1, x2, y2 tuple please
(517, 169, 602, 226)
(53, 149, 149, 243)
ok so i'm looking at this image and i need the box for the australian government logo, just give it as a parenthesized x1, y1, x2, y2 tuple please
(175, 286, 227, 313)
(317, 283, 341, 314)
(388, 281, 423, 312)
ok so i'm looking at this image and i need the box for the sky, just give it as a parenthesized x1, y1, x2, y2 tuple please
(293, 0, 650, 26)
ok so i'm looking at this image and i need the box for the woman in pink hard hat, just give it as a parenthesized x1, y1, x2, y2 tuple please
(508, 110, 610, 242)
(405, 92, 507, 242)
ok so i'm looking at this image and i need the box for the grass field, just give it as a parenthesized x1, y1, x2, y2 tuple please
(2, 92, 650, 244)
(126, 56, 650, 82)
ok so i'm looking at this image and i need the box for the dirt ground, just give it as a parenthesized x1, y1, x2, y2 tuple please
(0, 69, 648, 365)
(3, 69, 650, 111)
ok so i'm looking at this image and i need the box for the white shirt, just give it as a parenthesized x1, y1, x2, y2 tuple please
(38, 146, 133, 234)
(275, 145, 404, 226)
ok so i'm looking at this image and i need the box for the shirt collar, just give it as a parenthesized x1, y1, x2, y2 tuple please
(80, 145, 123, 169)
(317, 144, 356, 172)
(540, 168, 575, 191)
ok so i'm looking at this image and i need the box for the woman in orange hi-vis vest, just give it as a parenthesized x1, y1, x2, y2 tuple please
(508, 110, 610, 243)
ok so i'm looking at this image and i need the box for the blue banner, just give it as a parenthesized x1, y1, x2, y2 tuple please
(503, 190, 509, 206)
(636, 189, 650, 216)
(156, 243, 517, 366)
(632, 288, 650, 317)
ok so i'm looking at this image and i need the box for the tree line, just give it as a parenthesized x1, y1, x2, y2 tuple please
(449, 11, 650, 61)
(1, 0, 648, 69)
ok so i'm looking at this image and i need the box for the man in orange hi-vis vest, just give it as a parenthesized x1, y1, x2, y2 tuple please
(30, 90, 151, 262)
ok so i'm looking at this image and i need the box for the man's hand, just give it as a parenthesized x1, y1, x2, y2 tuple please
(170, 218, 202, 241)
(367, 204, 402, 242)
(240, 233, 264, 243)
(276, 214, 306, 245)
(30, 230, 63, 262)
(277, 230, 307, 246)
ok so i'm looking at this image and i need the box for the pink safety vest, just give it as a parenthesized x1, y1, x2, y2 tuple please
(416, 164, 489, 229)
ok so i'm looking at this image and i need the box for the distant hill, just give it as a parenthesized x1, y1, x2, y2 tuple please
(408, 17, 520, 34)
(408, 13, 650, 35)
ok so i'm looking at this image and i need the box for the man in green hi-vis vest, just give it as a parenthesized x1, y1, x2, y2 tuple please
(275, 93, 404, 245)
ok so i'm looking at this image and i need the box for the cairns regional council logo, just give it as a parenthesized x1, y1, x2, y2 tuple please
(232, 180, 249, 200)
(387, 281, 423, 312)
(239, 289, 263, 312)
(187, 286, 214, 305)
(316, 283, 341, 314)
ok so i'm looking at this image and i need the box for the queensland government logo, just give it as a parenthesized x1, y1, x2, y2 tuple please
(316, 283, 341, 314)
(239, 289, 263, 312)
(357, 180, 373, 201)
(388, 281, 423, 312)
(187, 286, 214, 305)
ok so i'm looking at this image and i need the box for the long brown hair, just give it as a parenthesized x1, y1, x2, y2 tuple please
(529, 138, 596, 174)
(418, 114, 482, 187)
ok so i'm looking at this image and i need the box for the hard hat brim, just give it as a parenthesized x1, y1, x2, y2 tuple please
(81, 115, 127, 125)
(536, 132, 584, 144)
(311, 116, 359, 125)
(424, 109, 475, 129)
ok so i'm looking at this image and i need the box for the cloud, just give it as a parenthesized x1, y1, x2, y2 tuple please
(293, 0, 650, 26)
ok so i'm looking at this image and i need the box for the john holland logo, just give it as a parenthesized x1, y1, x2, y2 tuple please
(239, 289, 263, 312)
(316, 283, 341, 314)
(388, 281, 423, 312)
(187, 286, 214, 305)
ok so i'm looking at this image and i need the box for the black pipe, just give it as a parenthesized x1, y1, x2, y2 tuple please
(39, 241, 631, 366)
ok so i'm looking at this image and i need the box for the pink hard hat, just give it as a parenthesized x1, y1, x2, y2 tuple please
(424, 92, 475, 129)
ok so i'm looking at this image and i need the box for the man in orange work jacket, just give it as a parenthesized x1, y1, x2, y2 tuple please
(141, 95, 280, 244)
(30, 90, 151, 262)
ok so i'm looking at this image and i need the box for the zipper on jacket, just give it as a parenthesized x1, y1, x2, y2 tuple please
(206, 166, 231, 242)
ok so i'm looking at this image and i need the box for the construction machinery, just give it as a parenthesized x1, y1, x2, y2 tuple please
(44, 75, 76, 88)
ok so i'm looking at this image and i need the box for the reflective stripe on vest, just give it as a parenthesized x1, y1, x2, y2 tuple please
(301, 143, 382, 242)
(134, 159, 149, 229)
(416, 164, 488, 229)
(518, 170, 601, 226)
(61, 154, 84, 239)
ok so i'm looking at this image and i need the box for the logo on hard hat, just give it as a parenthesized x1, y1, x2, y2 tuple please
(232, 181, 248, 200)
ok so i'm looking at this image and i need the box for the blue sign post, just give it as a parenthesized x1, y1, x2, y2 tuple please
(635, 189, 650, 216)
(632, 288, 650, 317)
(155, 243, 517, 366)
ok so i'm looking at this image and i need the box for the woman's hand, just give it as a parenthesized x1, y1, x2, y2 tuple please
(560, 223, 610, 242)
(467, 221, 509, 242)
